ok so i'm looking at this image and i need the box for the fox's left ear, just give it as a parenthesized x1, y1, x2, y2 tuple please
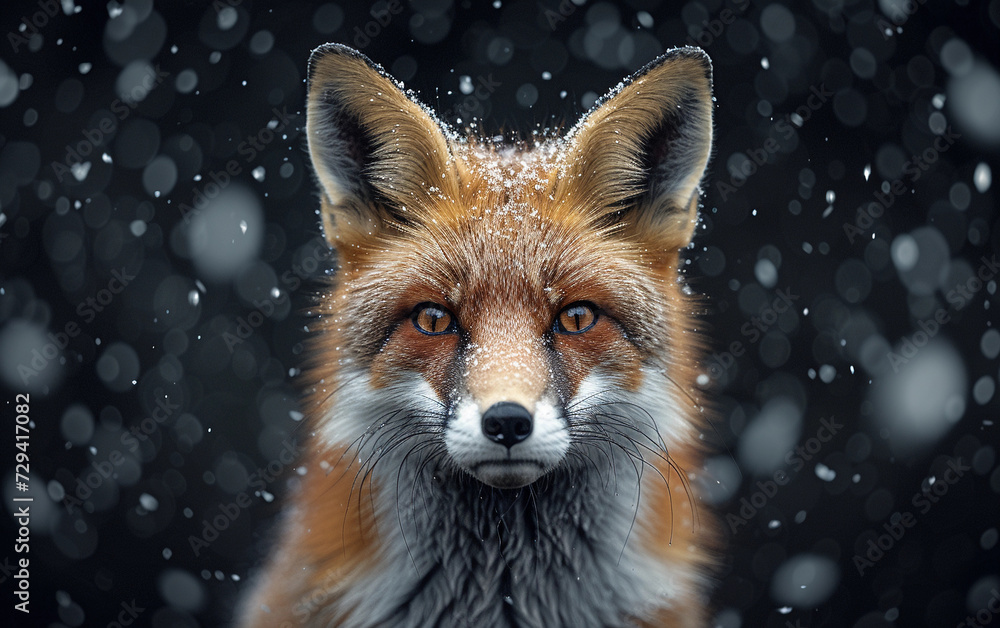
(306, 43, 459, 249)
(561, 47, 713, 250)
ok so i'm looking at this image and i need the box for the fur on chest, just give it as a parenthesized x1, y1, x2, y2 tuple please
(332, 464, 685, 628)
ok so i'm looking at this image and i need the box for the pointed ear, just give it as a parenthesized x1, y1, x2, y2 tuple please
(560, 47, 713, 250)
(306, 43, 459, 248)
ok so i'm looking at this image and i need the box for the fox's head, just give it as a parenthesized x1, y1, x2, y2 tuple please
(304, 44, 712, 491)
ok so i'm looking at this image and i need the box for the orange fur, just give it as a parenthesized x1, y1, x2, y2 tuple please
(238, 445, 377, 627)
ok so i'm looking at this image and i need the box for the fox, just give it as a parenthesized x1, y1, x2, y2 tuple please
(238, 42, 718, 628)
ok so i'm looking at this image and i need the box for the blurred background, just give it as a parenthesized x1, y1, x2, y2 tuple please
(0, 0, 998, 626)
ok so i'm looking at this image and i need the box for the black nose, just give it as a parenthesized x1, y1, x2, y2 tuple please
(481, 402, 533, 448)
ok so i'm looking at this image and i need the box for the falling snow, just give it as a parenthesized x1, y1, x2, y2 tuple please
(0, 1, 996, 627)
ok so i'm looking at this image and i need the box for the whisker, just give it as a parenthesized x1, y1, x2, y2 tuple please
(395, 439, 446, 572)
(568, 390, 703, 541)
(663, 372, 742, 486)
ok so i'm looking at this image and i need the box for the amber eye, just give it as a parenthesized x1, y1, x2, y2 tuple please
(555, 302, 598, 334)
(412, 303, 456, 335)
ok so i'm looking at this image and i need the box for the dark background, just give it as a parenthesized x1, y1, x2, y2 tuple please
(1, 0, 998, 626)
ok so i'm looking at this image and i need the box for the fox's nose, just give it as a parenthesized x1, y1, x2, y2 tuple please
(481, 402, 533, 448)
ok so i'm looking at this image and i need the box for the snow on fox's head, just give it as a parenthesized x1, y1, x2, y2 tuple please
(304, 44, 713, 489)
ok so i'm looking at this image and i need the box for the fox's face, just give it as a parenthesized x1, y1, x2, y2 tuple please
(304, 45, 712, 491)
(333, 187, 673, 489)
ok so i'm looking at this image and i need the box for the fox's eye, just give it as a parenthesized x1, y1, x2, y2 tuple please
(412, 303, 456, 335)
(555, 302, 598, 334)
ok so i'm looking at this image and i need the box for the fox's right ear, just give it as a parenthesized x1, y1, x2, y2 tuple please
(306, 44, 459, 249)
(559, 47, 713, 253)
